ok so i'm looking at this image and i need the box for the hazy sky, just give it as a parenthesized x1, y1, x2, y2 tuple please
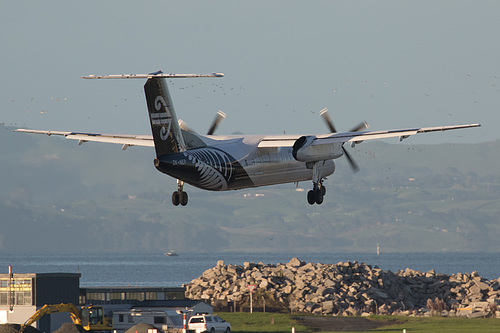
(2, 1, 498, 144)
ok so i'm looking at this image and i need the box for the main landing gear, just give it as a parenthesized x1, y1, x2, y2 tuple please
(307, 161, 327, 205)
(307, 182, 326, 205)
(172, 180, 188, 206)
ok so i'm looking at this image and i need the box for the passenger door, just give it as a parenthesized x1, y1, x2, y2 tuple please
(205, 316, 214, 332)
(212, 316, 222, 333)
(215, 316, 227, 332)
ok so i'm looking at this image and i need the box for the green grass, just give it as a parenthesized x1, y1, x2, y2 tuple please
(368, 316, 500, 333)
(216, 313, 500, 333)
(216, 312, 308, 333)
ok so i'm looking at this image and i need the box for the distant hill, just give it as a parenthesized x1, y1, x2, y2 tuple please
(1, 126, 500, 253)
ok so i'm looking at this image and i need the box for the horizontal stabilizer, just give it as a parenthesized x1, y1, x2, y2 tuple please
(82, 72, 224, 79)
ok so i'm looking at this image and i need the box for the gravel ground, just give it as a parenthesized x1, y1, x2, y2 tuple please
(53, 323, 84, 333)
(125, 323, 158, 333)
(0, 324, 42, 333)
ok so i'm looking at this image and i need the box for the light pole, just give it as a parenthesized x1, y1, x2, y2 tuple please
(247, 285, 256, 313)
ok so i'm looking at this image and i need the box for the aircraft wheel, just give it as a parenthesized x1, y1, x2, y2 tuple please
(320, 185, 326, 196)
(314, 189, 324, 205)
(307, 190, 316, 205)
(172, 192, 180, 206)
(180, 191, 188, 206)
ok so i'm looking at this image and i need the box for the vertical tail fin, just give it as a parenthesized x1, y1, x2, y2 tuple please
(81, 71, 224, 157)
(144, 78, 186, 156)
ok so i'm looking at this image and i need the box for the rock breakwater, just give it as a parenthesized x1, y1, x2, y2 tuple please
(184, 258, 500, 317)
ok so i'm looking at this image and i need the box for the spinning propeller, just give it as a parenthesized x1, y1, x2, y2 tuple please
(179, 110, 226, 135)
(319, 108, 369, 172)
(207, 111, 226, 135)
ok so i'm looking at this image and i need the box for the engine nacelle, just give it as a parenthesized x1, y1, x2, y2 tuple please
(292, 135, 344, 162)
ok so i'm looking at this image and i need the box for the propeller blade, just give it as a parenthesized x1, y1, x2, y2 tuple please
(342, 146, 359, 173)
(178, 119, 196, 133)
(319, 108, 337, 133)
(319, 107, 361, 172)
(349, 121, 370, 133)
(207, 110, 226, 135)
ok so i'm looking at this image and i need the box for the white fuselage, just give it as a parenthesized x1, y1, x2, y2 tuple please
(155, 132, 336, 191)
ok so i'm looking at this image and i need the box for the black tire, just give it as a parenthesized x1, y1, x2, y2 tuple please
(180, 191, 188, 206)
(172, 192, 180, 206)
(314, 189, 324, 205)
(320, 185, 326, 196)
(225, 328, 231, 333)
(307, 190, 316, 205)
(210, 328, 215, 333)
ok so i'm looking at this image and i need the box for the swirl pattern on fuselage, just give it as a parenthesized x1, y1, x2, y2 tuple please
(184, 148, 233, 190)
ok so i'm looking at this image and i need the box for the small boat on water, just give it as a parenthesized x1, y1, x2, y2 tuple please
(164, 251, 178, 257)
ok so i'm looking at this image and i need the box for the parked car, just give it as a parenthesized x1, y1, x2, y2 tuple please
(188, 315, 231, 333)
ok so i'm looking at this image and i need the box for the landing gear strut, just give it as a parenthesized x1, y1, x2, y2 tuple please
(307, 161, 327, 205)
(172, 180, 188, 206)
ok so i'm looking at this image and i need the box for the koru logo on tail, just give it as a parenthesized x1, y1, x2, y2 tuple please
(151, 96, 172, 141)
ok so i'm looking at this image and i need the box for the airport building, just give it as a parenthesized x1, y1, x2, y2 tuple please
(81, 287, 185, 305)
(0, 271, 81, 332)
(0, 270, 195, 333)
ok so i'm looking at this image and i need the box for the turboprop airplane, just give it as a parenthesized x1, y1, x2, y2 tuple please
(15, 71, 480, 206)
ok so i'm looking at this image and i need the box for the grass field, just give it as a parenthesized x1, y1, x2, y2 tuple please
(216, 312, 500, 333)
(366, 316, 499, 333)
(217, 313, 308, 332)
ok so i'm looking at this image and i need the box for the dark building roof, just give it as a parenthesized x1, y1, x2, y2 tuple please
(0, 272, 81, 278)
(81, 286, 184, 293)
(133, 300, 209, 308)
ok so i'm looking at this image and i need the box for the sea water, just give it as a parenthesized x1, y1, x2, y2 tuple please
(0, 252, 498, 287)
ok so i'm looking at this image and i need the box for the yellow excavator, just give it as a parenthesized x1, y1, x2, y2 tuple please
(21, 303, 113, 332)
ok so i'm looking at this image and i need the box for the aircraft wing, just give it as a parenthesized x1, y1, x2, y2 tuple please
(14, 129, 153, 149)
(316, 123, 481, 145)
(16, 123, 480, 150)
(258, 124, 481, 148)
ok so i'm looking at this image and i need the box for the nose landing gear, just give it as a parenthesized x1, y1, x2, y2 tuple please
(172, 180, 188, 206)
